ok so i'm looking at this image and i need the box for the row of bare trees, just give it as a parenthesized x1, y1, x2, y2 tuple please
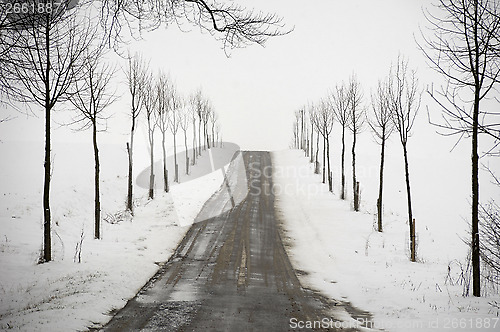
(125, 54, 221, 212)
(0, 0, 286, 263)
(292, 56, 421, 263)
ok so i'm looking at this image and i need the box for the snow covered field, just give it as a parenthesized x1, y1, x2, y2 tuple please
(272, 149, 500, 332)
(0, 139, 225, 331)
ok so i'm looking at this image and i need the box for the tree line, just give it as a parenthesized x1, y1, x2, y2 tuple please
(125, 53, 222, 212)
(292, 55, 421, 264)
(293, 0, 500, 298)
(0, 0, 287, 263)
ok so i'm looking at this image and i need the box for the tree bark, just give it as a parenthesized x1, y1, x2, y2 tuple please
(198, 117, 202, 155)
(341, 126, 346, 200)
(322, 135, 326, 184)
(352, 129, 358, 211)
(326, 136, 332, 192)
(93, 120, 101, 239)
(377, 131, 386, 232)
(148, 129, 154, 200)
(184, 130, 189, 174)
(315, 129, 319, 174)
(43, 20, 51, 262)
(127, 123, 135, 212)
(162, 131, 169, 192)
(402, 142, 415, 262)
(43, 93, 51, 262)
(472, 88, 480, 297)
(192, 117, 197, 165)
(173, 131, 178, 182)
(310, 123, 314, 163)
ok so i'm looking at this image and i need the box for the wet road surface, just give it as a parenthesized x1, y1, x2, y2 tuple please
(99, 151, 370, 331)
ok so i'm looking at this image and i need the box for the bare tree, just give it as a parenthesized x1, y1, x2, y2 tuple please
(293, 110, 301, 149)
(189, 90, 201, 165)
(308, 105, 314, 164)
(388, 55, 421, 263)
(125, 53, 147, 213)
(192, 90, 207, 154)
(215, 123, 221, 147)
(202, 99, 212, 149)
(157, 71, 171, 192)
(179, 105, 190, 174)
(331, 82, 351, 200)
(419, 0, 500, 296)
(141, 71, 158, 199)
(4, 3, 98, 262)
(307, 104, 316, 166)
(348, 74, 365, 211)
(313, 99, 335, 191)
(169, 86, 183, 183)
(368, 77, 394, 232)
(70, 54, 117, 240)
(210, 109, 218, 148)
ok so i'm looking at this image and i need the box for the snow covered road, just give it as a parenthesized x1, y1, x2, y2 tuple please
(100, 151, 370, 331)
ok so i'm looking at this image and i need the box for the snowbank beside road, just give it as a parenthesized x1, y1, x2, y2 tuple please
(0, 140, 224, 331)
(272, 149, 499, 331)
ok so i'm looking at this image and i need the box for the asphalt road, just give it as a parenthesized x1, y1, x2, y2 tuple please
(99, 151, 370, 331)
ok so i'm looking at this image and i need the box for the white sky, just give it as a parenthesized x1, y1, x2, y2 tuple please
(123, 0, 433, 150)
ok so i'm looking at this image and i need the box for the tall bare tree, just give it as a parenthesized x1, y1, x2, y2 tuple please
(210, 109, 218, 147)
(331, 82, 351, 200)
(70, 54, 117, 240)
(368, 77, 394, 232)
(169, 86, 183, 183)
(179, 105, 190, 174)
(388, 55, 421, 263)
(141, 71, 158, 199)
(419, 0, 500, 296)
(313, 100, 334, 191)
(348, 74, 365, 211)
(157, 71, 171, 192)
(4, 3, 98, 262)
(125, 53, 147, 213)
(202, 99, 212, 149)
(189, 90, 201, 165)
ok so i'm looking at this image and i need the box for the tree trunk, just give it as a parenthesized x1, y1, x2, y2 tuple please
(148, 128, 154, 200)
(322, 135, 326, 184)
(472, 89, 480, 297)
(162, 131, 169, 192)
(184, 130, 189, 175)
(211, 123, 215, 147)
(315, 129, 319, 174)
(402, 143, 415, 262)
(206, 123, 210, 149)
(352, 129, 358, 211)
(93, 120, 101, 239)
(341, 126, 346, 200)
(310, 123, 314, 163)
(326, 136, 332, 192)
(192, 118, 196, 165)
(377, 133, 386, 232)
(198, 117, 202, 155)
(42, 21, 51, 263)
(43, 102, 51, 262)
(173, 132, 178, 182)
(127, 122, 135, 212)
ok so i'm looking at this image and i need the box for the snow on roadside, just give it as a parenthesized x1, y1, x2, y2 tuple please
(272, 149, 500, 332)
(0, 141, 223, 331)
